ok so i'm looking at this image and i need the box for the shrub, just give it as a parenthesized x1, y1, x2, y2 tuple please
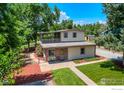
(0, 48, 24, 85)
(100, 60, 114, 68)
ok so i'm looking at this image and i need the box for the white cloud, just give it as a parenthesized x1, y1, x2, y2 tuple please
(59, 11, 70, 22)
(74, 20, 106, 25)
(58, 12, 106, 25)
(74, 20, 95, 25)
(74, 20, 87, 25)
(98, 20, 106, 24)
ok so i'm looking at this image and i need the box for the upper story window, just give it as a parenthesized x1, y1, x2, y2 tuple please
(73, 32, 77, 38)
(80, 48, 85, 54)
(64, 32, 68, 38)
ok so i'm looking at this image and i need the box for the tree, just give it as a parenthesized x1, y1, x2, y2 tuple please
(0, 4, 20, 51)
(103, 4, 124, 65)
(50, 23, 62, 30)
(61, 20, 73, 29)
(49, 5, 60, 31)
(0, 4, 29, 84)
(54, 5, 60, 23)
(104, 32, 118, 51)
(95, 36, 105, 47)
(119, 29, 124, 65)
(74, 22, 105, 37)
(30, 4, 43, 47)
(103, 4, 124, 37)
(76, 24, 82, 30)
(0, 3, 61, 85)
(30, 4, 60, 47)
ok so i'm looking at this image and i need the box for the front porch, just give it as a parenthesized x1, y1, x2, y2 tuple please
(43, 48, 68, 62)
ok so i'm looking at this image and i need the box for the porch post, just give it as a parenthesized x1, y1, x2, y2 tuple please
(94, 45, 96, 56)
(56, 48, 59, 59)
(45, 48, 48, 62)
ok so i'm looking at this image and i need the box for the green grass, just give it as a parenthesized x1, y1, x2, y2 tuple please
(52, 68, 85, 85)
(74, 57, 101, 64)
(77, 60, 124, 85)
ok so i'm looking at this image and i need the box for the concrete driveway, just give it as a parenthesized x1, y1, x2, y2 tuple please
(96, 47, 122, 59)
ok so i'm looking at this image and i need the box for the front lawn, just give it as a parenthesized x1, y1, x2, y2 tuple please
(73, 56, 102, 64)
(52, 68, 85, 85)
(77, 60, 124, 85)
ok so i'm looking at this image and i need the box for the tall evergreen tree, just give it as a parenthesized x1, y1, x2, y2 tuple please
(103, 4, 124, 64)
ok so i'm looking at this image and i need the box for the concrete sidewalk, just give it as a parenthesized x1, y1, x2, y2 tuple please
(70, 66, 96, 85)
(49, 59, 107, 70)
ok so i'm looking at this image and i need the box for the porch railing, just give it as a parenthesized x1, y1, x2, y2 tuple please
(41, 38, 61, 43)
(48, 55, 67, 61)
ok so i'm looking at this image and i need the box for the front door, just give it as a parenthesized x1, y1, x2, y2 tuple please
(56, 48, 68, 61)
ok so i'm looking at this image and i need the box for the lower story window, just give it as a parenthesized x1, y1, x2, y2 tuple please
(48, 49, 55, 56)
(80, 48, 85, 54)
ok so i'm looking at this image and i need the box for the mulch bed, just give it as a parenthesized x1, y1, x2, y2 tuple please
(75, 60, 86, 64)
(96, 55, 106, 59)
(74, 55, 106, 64)
(14, 64, 52, 85)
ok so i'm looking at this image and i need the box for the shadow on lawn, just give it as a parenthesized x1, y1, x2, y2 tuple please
(15, 72, 52, 85)
(100, 59, 124, 72)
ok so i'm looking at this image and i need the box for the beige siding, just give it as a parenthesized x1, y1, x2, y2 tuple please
(68, 46, 95, 60)
(61, 31, 84, 42)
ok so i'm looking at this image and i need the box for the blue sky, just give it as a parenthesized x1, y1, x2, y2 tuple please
(48, 3, 106, 25)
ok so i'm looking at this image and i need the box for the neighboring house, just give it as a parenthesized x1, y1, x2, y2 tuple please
(40, 29, 96, 62)
(86, 35, 95, 41)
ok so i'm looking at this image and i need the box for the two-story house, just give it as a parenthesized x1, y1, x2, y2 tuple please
(40, 29, 96, 62)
